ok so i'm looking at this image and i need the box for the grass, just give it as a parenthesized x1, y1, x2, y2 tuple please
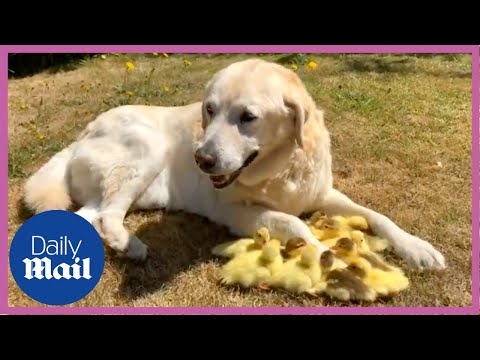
(7, 53, 473, 307)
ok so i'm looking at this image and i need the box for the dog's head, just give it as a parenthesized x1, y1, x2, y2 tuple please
(194, 59, 316, 189)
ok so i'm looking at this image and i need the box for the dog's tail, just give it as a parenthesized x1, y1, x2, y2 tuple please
(23, 143, 76, 214)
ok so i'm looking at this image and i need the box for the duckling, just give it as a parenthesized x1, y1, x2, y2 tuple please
(351, 230, 371, 252)
(308, 225, 325, 240)
(219, 249, 271, 288)
(219, 227, 285, 288)
(324, 267, 377, 302)
(315, 218, 351, 240)
(309, 250, 336, 294)
(307, 211, 328, 225)
(330, 215, 370, 232)
(365, 235, 390, 252)
(351, 231, 399, 272)
(320, 249, 347, 272)
(282, 237, 307, 259)
(271, 245, 321, 294)
(331, 237, 360, 264)
(347, 258, 409, 297)
(211, 238, 256, 258)
(259, 238, 284, 275)
(346, 215, 370, 231)
(319, 235, 350, 250)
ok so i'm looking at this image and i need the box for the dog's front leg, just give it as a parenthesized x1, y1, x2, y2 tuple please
(317, 189, 446, 270)
(212, 203, 330, 257)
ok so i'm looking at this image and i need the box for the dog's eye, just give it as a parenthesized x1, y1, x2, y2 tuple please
(240, 111, 257, 123)
(205, 104, 214, 116)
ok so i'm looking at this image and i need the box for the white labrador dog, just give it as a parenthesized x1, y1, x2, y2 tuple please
(23, 58, 445, 270)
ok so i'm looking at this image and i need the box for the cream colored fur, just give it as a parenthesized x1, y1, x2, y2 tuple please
(23, 59, 445, 270)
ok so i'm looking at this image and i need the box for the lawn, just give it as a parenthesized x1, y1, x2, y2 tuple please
(7, 53, 473, 307)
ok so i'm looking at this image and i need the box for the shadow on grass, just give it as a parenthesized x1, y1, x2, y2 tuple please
(111, 210, 234, 300)
(8, 54, 93, 79)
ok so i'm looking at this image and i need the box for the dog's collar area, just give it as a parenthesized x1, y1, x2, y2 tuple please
(210, 151, 259, 189)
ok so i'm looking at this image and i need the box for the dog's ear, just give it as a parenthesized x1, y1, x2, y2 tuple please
(280, 67, 315, 150)
(283, 93, 311, 149)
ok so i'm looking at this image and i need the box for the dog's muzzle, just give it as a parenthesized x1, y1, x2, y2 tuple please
(209, 151, 259, 189)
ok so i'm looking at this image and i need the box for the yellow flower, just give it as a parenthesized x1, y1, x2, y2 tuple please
(163, 86, 170, 93)
(100, 54, 107, 60)
(20, 103, 27, 110)
(37, 133, 45, 141)
(125, 61, 135, 71)
(183, 59, 192, 67)
(82, 84, 91, 92)
(29, 123, 37, 131)
(290, 63, 298, 71)
(126, 91, 134, 97)
(162, 53, 169, 58)
(307, 61, 318, 70)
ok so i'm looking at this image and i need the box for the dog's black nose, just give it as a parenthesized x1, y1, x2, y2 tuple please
(194, 149, 217, 172)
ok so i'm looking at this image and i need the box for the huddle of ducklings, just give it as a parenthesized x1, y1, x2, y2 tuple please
(211, 212, 409, 302)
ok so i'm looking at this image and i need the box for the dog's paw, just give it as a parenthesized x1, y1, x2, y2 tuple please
(126, 235, 148, 262)
(394, 235, 445, 271)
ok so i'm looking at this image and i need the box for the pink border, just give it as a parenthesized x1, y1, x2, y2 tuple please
(1, 45, 478, 316)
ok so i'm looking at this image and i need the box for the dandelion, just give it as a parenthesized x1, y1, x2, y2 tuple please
(37, 133, 45, 141)
(20, 103, 27, 110)
(125, 61, 135, 71)
(163, 86, 170, 93)
(183, 59, 192, 67)
(100, 54, 107, 60)
(126, 91, 134, 97)
(307, 61, 318, 70)
(28, 123, 37, 131)
(162, 53, 169, 58)
(290, 63, 298, 71)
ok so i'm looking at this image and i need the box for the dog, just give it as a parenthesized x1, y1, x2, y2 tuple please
(23, 58, 445, 270)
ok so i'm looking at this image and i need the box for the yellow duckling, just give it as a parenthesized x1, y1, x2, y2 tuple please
(282, 237, 308, 259)
(219, 228, 280, 288)
(314, 218, 351, 240)
(254, 227, 271, 245)
(345, 215, 370, 231)
(211, 238, 255, 258)
(330, 215, 370, 232)
(331, 237, 360, 264)
(346, 258, 409, 297)
(212, 227, 269, 258)
(351, 231, 400, 272)
(219, 249, 271, 288)
(271, 245, 321, 294)
(259, 238, 284, 276)
(365, 235, 390, 252)
(308, 225, 325, 240)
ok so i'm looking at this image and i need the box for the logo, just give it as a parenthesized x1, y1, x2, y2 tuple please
(9, 210, 105, 306)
